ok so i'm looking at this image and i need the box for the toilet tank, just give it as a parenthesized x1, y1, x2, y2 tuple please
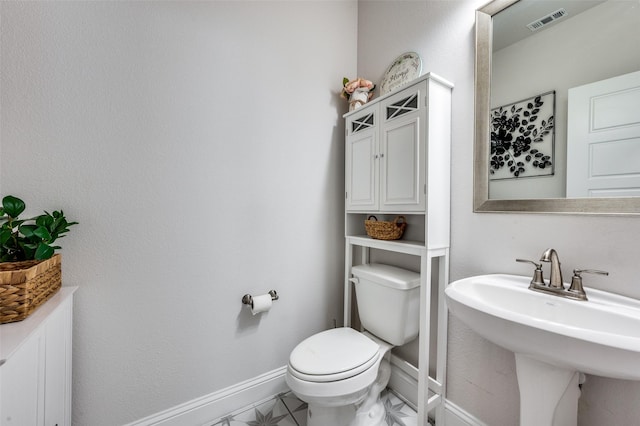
(351, 263, 420, 346)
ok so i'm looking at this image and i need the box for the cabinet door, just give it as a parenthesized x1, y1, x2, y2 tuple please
(380, 85, 426, 211)
(0, 334, 42, 426)
(346, 107, 379, 211)
(44, 302, 72, 426)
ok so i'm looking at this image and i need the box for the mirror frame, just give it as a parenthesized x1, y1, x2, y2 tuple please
(474, 0, 640, 215)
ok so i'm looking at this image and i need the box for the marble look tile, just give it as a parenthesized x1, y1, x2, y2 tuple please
(211, 388, 418, 426)
(380, 390, 417, 426)
(211, 397, 293, 425)
(233, 396, 297, 425)
(279, 392, 308, 426)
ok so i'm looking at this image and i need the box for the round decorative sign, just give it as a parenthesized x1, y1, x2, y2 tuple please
(379, 52, 423, 95)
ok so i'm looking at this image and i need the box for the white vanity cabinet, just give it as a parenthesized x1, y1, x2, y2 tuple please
(0, 287, 76, 426)
(344, 73, 452, 425)
(345, 81, 426, 212)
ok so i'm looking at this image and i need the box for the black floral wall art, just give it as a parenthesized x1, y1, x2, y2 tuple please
(490, 90, 555, 180)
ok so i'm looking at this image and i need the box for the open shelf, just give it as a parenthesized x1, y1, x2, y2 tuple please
(346, 235, 427, 256)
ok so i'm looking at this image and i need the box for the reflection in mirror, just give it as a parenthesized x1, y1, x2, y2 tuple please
(474, 0, 640, 215)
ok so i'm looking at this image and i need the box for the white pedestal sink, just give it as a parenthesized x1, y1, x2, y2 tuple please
(445, 274, 640, 426)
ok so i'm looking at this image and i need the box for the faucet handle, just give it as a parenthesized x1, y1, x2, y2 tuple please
(574, 269, 609, 277)
(568, 269, 609, 301)
(516, 259, 545, 286)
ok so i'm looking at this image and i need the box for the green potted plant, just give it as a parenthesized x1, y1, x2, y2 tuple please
(0, 195, 77, 323)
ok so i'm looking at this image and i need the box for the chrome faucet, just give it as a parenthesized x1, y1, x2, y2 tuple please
(540, 248, 563, 289)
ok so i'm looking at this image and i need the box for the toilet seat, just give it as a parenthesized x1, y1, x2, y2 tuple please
(288, 328, 380, 383)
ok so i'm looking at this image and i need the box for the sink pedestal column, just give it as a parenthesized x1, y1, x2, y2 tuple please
(515, 354, 581, 426)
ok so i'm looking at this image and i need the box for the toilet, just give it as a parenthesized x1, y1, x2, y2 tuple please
(286, 263, 420, 426)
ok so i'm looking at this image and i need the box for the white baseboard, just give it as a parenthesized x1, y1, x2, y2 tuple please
(124, 366, 288, 426)
(443, 400, 489, 426)
(388, 354, 419, 410)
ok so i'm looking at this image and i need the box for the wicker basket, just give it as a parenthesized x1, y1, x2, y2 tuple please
(364, 215, 407, 240)
(0, 254, 62, 324)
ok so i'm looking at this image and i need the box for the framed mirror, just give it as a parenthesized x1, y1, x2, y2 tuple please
(474, 0, 640, 215)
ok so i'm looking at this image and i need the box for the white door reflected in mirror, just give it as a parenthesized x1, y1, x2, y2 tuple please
(567, 70, 640, 198)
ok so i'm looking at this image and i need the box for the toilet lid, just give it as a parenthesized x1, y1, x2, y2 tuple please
(288, 328, 380, 382)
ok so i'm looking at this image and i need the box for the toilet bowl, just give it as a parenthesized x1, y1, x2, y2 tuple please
(286, 328, 393, 426)
(285, 263, 421, 426)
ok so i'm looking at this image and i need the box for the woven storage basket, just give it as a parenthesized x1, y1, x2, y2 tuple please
(0, 254, 62, 324)
(364, 215, 406, 240)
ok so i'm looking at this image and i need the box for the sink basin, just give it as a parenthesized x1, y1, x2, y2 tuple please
(446, 274, 640, 426)
(446, 274, 640, 380)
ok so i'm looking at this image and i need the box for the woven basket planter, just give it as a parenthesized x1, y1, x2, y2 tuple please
(0, 254, 62, 324)
(364, 215, 407, 240)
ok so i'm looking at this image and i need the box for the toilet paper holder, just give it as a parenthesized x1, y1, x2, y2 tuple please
(242, 290, 279, 307)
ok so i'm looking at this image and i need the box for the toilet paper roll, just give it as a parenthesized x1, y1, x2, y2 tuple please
(251, 294, 273, 315)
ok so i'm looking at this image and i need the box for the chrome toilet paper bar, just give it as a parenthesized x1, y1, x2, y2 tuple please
(241, 290, 279, 307)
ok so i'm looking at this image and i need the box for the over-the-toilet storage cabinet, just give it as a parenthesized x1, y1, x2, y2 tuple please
(344, 73, 452, 425)
(0, 287, 76, 426)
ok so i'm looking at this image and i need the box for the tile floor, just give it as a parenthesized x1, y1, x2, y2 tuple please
(210, 389, 417, 426)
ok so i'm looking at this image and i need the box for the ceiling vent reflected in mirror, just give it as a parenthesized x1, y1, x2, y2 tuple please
(492, 1, 604, 51)
(526, 8, 567, 32)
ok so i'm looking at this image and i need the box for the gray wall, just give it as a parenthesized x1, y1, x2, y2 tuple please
(356, 1, 640, 425)
(0, 1, 356, 424)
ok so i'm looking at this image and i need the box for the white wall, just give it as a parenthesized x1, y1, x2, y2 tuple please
(357, 1, 640, 425)
(0, 1, 356, 424)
